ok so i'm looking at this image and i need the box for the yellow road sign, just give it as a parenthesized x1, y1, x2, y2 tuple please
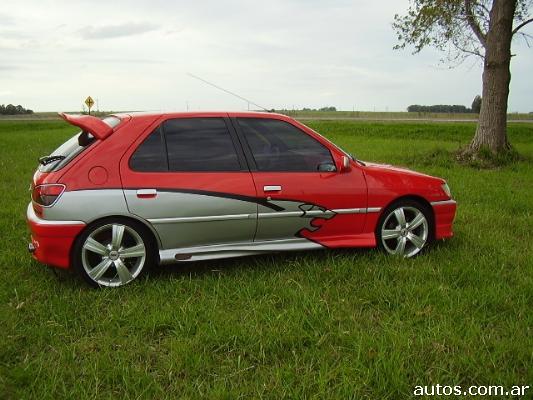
(85, 96, 95, 109)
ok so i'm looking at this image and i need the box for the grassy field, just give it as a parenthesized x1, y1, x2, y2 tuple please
(0, 119, 532, 399)
(283, 110, 533, 121)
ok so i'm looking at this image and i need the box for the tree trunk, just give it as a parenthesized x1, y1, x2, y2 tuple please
(468, 0, 516, 154)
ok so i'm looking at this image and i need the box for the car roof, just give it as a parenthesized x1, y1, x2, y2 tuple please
(111, 110, 290, 120)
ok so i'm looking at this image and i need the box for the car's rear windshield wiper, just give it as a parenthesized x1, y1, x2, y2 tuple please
(38, 155, 66, 166)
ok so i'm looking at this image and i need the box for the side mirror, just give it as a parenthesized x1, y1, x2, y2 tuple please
(343, 156, 351, 169)
(336, 156, 352, 173)
(333, 154, 352, 173)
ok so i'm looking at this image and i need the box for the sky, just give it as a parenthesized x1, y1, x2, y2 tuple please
(1, 0, 532, 113)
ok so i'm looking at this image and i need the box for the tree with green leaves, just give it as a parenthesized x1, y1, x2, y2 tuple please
(0, 104, 33, 115)
(393, 0, 532, 159)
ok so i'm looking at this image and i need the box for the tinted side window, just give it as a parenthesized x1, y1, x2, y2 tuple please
(130, 127, 167, 172)
(164, 118, 241, 172)
(237, 118, 334, 172)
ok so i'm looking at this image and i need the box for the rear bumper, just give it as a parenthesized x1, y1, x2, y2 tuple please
(26, 203, 86, 269)
(431, 199, 457, 240)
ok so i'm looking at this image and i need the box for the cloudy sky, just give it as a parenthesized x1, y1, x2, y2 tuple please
(1, 0, 532, 112)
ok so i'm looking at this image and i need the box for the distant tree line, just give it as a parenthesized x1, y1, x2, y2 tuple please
(408, 104, 471, 113)
(0, 104, 34, 115)
(302, 106, 337, 112)
(408, 96, 482, 114)
(275, 106, 338, 113)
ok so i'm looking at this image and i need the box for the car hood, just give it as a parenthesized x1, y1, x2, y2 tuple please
(361, 161, 444, 182)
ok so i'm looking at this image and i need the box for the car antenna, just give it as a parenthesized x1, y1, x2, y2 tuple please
(187, 72, 270, 112)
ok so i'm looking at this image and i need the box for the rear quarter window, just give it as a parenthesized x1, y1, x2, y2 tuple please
(129, 127, 168, 172)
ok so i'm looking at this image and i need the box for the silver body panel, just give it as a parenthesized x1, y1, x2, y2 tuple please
(124, 190, 257, 249)
(159, 237, 323, 264)
(44, 189, 130, 222)
(37, 188, 384, 264)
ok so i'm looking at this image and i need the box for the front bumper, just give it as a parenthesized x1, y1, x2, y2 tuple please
(430, 199, 457, 240)
(26, 203, 86, 269)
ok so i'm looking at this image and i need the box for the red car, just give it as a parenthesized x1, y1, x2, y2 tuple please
(27, 111, 456, 287)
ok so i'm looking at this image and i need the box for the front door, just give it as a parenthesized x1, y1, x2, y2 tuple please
(232, 116, 367, 247)
(120, 116, 258, 250)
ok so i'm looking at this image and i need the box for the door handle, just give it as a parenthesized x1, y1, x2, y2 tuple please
(136, 189, 157, 199)
(263, 185, 282, 192)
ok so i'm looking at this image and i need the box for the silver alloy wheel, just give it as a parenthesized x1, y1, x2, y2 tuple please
(381, 206, 429, 258)
(81, 223, 146, 287)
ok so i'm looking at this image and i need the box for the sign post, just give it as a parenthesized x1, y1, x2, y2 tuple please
(85, 96, 95, 115)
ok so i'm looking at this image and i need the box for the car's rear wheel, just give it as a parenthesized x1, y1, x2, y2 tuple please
(73, 218, 155, 287)
(377, 200, 433, 258)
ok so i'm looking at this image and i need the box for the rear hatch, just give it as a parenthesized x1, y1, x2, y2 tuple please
(38, 114, 122, 174)
(31, 114, 123, 212)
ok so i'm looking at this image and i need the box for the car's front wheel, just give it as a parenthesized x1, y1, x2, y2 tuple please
(73, 218, 155, 287)
(377, 200, 433, 258)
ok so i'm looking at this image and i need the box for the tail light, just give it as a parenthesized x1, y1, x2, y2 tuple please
(32, 184, 66, 207)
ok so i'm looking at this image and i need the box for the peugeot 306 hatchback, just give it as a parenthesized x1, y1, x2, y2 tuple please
(27, 111, 457, 287)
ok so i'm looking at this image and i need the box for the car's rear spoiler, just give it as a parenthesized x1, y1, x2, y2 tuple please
(58, 112, 114, 140)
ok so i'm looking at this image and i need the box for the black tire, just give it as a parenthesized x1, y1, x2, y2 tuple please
(376, 199, 434, 258)
(72, 217, 157, 287)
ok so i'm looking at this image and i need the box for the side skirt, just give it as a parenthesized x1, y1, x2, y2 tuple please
(159, 238, 323, 264)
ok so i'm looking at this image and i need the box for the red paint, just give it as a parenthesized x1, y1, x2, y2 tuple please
(58, 113, 114, 140)
(363, 162, 448, 208)
(58, 114, 153, 191)
(433, 202, 457, 239)
(27, 213, 85, 269)
(88, 166, 108, 185)
(251, 168, 367, 240)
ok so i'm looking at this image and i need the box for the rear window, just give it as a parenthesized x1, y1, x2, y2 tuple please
(38, 116, 121, 172)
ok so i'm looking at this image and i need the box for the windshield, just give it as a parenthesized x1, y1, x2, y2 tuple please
(306, 126, 354, 160)
(38, 115, 121, 172)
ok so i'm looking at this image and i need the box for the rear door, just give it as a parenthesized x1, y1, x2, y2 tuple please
(120, 115, 258, 250)
(232, 116, 368, 247)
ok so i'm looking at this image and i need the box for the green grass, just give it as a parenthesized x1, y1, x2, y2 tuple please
(0, 120, 532, 399)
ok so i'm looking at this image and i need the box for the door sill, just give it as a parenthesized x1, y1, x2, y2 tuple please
(158, 238, 323, 264)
